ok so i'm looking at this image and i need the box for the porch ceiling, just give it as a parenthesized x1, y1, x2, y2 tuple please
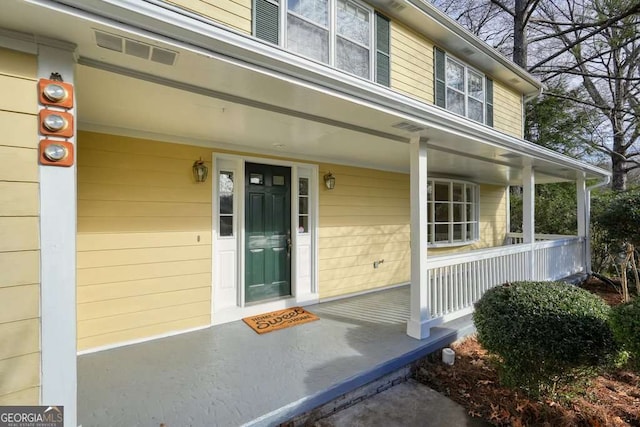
(2, 0, 608, 184)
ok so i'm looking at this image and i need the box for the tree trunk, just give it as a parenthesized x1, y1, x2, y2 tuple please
(513, 0, 528, 68)
(611, 154, 627, 191)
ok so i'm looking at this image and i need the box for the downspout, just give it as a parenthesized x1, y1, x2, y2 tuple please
(585, 175, 611, 274)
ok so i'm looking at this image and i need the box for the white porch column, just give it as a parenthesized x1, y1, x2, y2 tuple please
(522, 163, 535, 279)
(38, 42, 77, 427)
(407, 136, 431, 339)
(576, 172, 588, 271)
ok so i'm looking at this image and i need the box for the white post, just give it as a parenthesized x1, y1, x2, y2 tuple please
(522, 164, 535, 279)
(407, 136, 431, 339)
(38, 42, 77, 427)
(505, 185, 511, 243)
(576, 172, 587, 271)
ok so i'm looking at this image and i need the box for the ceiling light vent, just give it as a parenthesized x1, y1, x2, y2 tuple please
(392, 121, 426, 133)
(94, 30, 178, 66)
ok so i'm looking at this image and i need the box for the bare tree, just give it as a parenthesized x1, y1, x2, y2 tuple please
(535, 0, 640, 190)
(431, 0, 640, 190)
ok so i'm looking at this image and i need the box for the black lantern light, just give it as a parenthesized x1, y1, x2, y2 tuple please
(324, 172, 335, 190)
(193, 158, 208, 183)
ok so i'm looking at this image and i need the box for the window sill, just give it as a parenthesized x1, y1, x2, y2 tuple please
(427, 239, 479, 249)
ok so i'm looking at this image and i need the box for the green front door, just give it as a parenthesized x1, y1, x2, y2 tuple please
(245, 162, 292, 303)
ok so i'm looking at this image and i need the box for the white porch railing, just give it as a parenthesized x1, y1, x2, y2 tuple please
(504, 232, 577, 245)
(427, 235, 586, 320)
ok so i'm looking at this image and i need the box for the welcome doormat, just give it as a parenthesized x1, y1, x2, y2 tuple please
(242, 307, 319, 334)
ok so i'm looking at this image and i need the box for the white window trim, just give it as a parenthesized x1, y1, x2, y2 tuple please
(280, 0, 375, 80)
(427, 178, 480, 248)
(444, 55, 486, 124)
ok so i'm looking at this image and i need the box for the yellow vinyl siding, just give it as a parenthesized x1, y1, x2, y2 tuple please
(493, 80, 523, 138)
(477, 185, 508, 247)
(163, 0, 252, 34)
(77, 132, 509, 347)
(318, 164, 411, 298)
(77, 131, 213, 351)
(389, 22, 524, 139)
(390, 22, 434, 105)
(0, 47, 40, 405)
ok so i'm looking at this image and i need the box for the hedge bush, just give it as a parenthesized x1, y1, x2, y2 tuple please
(610, 298, 640, 368)
(473, 281, 617, 395)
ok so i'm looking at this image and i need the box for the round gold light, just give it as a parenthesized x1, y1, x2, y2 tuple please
(43, 83, 68, 102)
(43, 114, 68, 132)
(43, 144, 67, 161)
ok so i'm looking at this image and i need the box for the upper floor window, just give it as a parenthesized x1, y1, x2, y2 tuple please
(434, 47, 494, 126)
(254, 0, 390, 85)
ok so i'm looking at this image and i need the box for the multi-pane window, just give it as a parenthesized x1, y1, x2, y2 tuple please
(298, 177, 310, 233)
(286, 0, 371, 78)
(434, 47, 494, 126)
(335, 0, 370, 78)
(427, 179, 478, 245)
(286, 0, 329, 63)
(219, 171, 234, 237)
(445, 57, 484, 123)
(255, 0, 389, 83)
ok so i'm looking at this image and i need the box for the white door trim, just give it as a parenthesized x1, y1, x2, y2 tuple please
(211, 153, 319, 324)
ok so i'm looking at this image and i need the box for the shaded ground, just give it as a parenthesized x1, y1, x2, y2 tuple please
(415, 278, 640, 426)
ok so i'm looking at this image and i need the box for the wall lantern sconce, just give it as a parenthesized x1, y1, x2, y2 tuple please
(324, 172, 336, 190)
(193, 158, 208, 183)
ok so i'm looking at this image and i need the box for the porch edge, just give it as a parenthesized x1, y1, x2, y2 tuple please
(243, 315, 476, 427)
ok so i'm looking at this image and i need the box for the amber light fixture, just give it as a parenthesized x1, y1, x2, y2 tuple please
(39, 110, 74, 138)
(193, 158, 208, 183)
(324, 172, 335, 190)
(39, 140, 74, 167)
(38, 78, 74, 109)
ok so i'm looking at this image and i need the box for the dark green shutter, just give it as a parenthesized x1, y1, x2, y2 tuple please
(485, 77, 494, 126)
(255, 0, 279, 45)
(434, 47, 446, 108)
(375, 12, 390, 87)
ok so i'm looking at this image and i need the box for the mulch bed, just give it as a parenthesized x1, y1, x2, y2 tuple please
(414, 277, 640, 426)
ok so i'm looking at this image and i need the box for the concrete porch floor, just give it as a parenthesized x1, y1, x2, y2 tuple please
(77, 286, 474, 427)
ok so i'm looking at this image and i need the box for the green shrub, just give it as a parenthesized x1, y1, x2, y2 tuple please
(473, 281, 617, 396)
(610, 298, 640, 367)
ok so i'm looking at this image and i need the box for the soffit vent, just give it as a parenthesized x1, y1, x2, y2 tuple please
(95, 30, 178, 66)
(392, 121, 426, 133)
(387, 0, 407, 11)
(500, 153, 520, 159)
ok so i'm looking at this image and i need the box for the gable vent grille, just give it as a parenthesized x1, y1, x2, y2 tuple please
(392, 121, 426, 133)
(95, 30, 178, 66)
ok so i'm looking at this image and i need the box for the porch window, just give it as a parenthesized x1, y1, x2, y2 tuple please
(219, 171, 234, 237)
(434, 47, 494, 126)
(254, 0, 390, 85)
(427, 179, 479, 245)
(298, 177, 310, 233)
